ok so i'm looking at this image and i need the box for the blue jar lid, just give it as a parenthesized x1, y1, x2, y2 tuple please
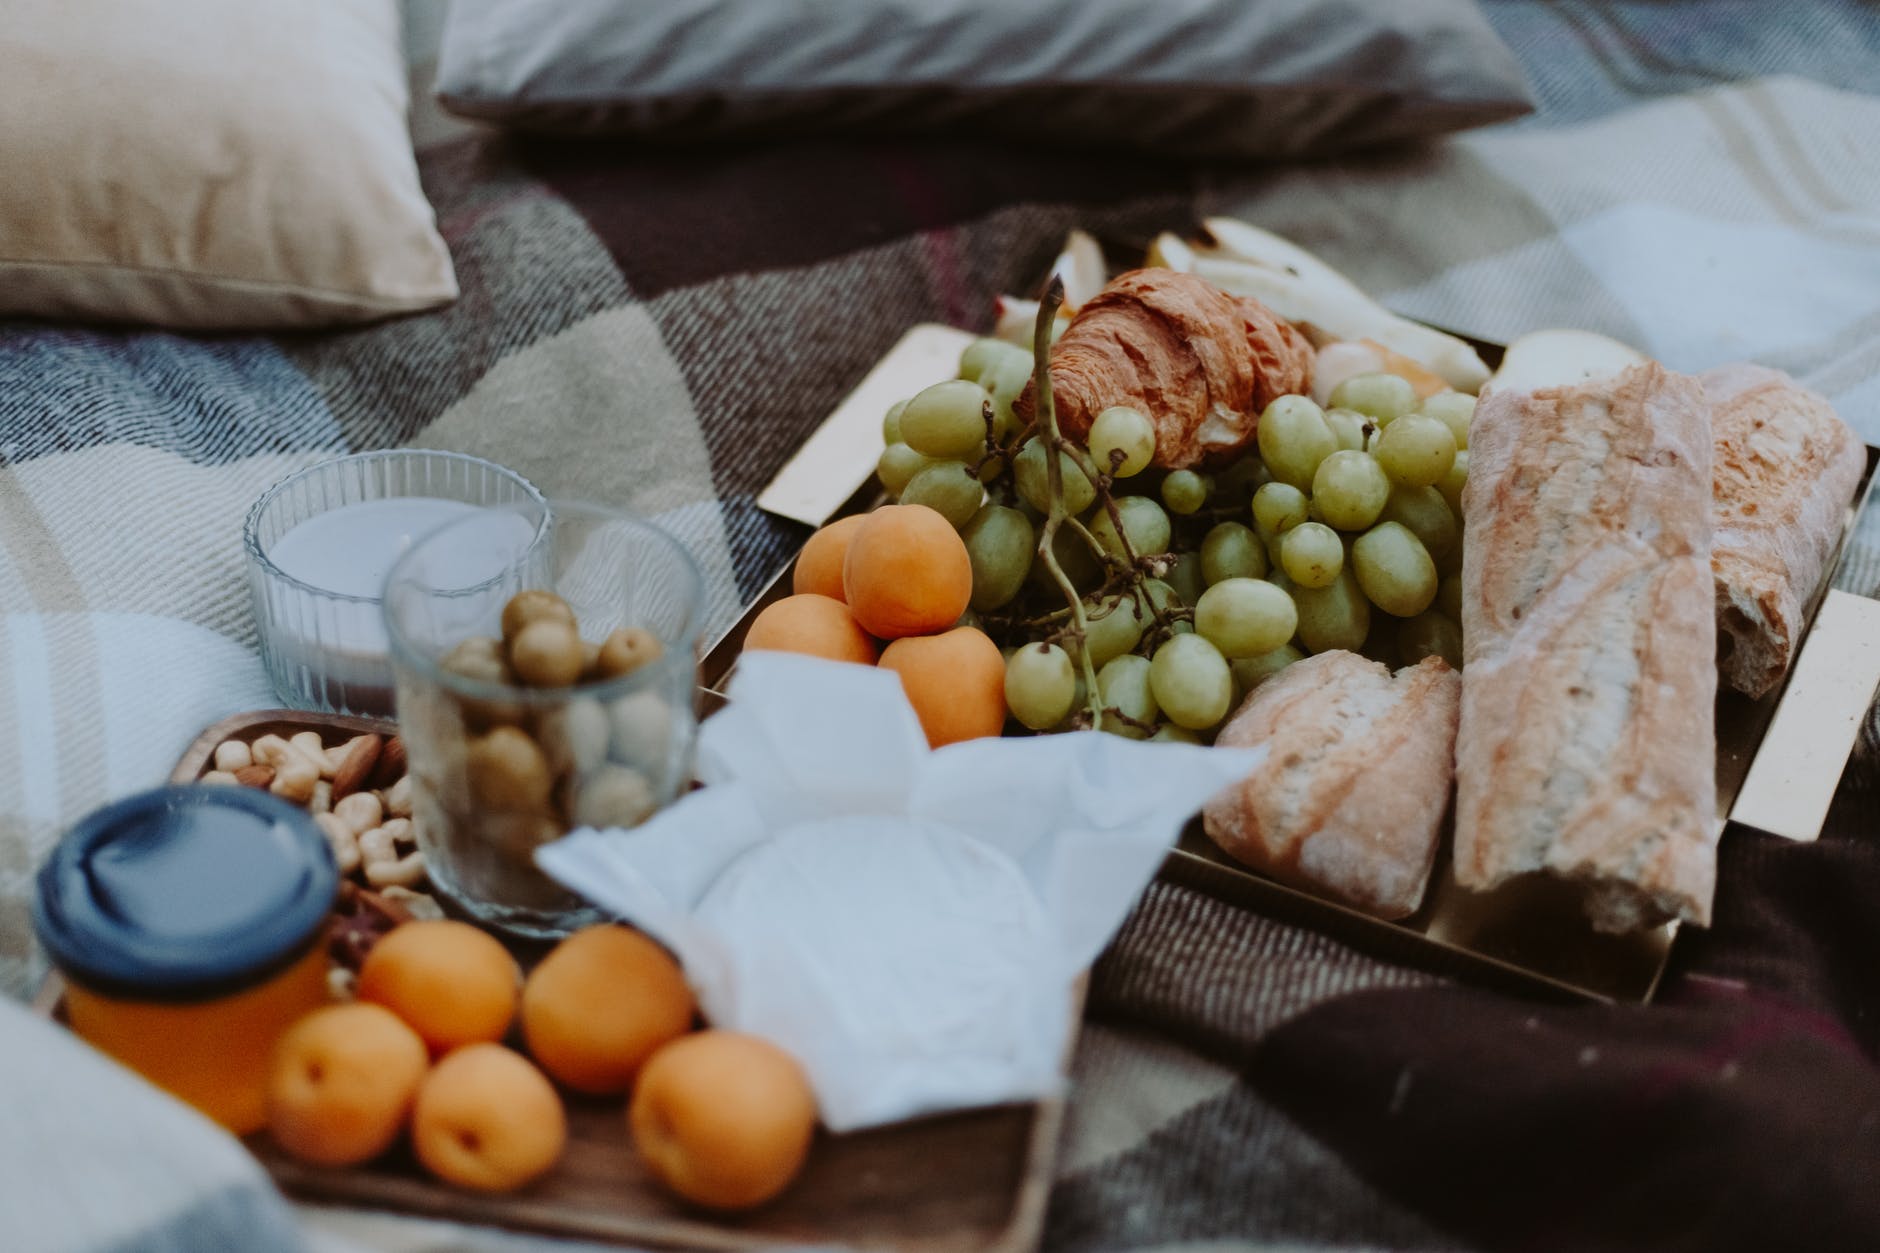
(34, 785, 338, 1001)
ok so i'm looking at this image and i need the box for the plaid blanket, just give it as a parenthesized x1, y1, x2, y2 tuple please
(5, 2, 1880, 1250)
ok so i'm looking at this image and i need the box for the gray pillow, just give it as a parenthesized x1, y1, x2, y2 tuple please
(435, 0, 1531, 159)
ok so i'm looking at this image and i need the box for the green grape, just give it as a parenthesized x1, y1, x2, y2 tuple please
(1329, 372, 1417, 423)
(901, 460, 984, 529)
(1165, 551, 1206, 608)
(1004, 643, 1076, 731)
(957, 608, 983, 631)
(1028, 524, 1101, 593)
(1230, 643, 1305, 695)
(1374, 413, 1457, 488)
(883, 399, 908, 445)
(1212, 455, 1267, 502)
(1378, 485, 1459, 562)
(1294, 566, 1371, 654)
(1360, 615, 1402, 669)
(1201, 522, 1267, 585)
(1437, 448, 1470, 517)
(1090, 495, 1173, 559)
(1137, 579, 1184, 627)
(1252, 481, 1309, 540)
(1096, 654, 1160, 739)
(1420, 391, 1475, 450)
(1311, 450, 1391, 531)
(1080, 593, 1148, 668)
(1161, 469, 1210, 516)
(900, 379, 991, 459)
(961, 505, 1034, 611)
(1194, 578, 1297, 658)
(1352, 521, 1438, 617)
(1256, 395, 1337, 490)
(1088, 406, 1157, 478)
(1323, 407, 1376, 453)
(980, 354, 1033, 443)
(877, 442, 933, 497)
(1438, 573, 1464, 622)
(1014, 438, 1097, 515)
(1398, 611, 1464, 670)
(1149, 634, 1234, 730)
(1280, 522, 1344, 589)
(959, 337, 1031, 387)
(1149, 723, 1203, 744)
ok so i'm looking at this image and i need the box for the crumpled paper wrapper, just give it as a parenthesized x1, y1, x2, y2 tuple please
(536, 651, 1261, 1132)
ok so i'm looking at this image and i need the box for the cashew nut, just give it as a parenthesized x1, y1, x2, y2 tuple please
(383, 775, 412, 818)
(314, 811, 361, 875)
(377, 817, 414, 846)
(200, 770, 239, 786)
(333, 791, 383, 838)
(310, 780, 333, 815)
(212, 740, 252, 772)
(379, 886, 444, 921)
(270, 755, 319, 804)
(365, 852, 427, 888)
(290, 732, 330, 776)
(250, 734, 294, 768)
(358, 825, 398, 864)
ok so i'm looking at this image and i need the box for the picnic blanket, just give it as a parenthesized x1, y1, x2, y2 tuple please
(5, 2, 1880, 1249)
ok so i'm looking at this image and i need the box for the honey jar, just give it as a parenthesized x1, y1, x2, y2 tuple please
(33, 784, 339, 1135)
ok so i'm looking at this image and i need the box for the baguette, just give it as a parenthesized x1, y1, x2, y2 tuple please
(1202, 651, 1458, 921)
(1455, 363, 1718, 932)
(1703, 364, 1866, 699)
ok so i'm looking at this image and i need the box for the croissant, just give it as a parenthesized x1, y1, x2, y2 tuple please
(1017, 269, 1314, 470)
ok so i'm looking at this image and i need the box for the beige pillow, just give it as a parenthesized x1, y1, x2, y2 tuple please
(0, 0, 458, 329)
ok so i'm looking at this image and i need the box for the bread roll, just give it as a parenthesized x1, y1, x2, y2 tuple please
(1202, 651, 1458, 921)
(1455, 363, 1717, 933)
(1703, 364, 1866, 699)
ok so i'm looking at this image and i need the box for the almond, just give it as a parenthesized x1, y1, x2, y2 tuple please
(369, 735, 406, 789)
(329, 733, 383, 801)
(233, 764, 275, 790)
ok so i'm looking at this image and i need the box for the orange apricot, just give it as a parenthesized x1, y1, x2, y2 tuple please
(356, 920, 520, 1057)
(521, 925, 696, 1096)
(743, 593, 878, 665)
(877, 626, 1007, 747)
(629, 1031, 818, 1211)
(267, 1003, 430, 1167)
(792, 515, 866, 603)
(411, 1043, 567, 1193)
(841, 504, 972, 640)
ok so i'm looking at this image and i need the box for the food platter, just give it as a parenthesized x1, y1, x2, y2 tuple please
(38, 706, 1075, 1253)
(714, 321, 1880, 1005)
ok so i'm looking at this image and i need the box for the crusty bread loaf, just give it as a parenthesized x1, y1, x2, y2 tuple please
(1202, 651, 1458, 921)
(1702, 363, 1866, 699)
(1455, 363, 1718, 933)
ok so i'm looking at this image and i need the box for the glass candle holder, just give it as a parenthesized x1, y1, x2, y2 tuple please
(243, 451, 548, 716)
(383, 500, 705, 940)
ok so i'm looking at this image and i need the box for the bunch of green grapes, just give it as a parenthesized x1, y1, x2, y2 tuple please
(876, 338, 1473, 744)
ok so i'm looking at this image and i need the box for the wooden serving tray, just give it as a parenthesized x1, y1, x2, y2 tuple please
(40, 707, 1072, 1253)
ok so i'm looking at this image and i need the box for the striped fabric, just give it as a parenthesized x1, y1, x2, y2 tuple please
(5, 2, 1880, 1250)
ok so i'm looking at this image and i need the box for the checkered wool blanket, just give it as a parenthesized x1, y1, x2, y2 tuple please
(6, 3, 1880, 1250)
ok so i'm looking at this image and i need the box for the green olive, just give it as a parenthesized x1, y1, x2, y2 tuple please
(500, 589, 576, 646)
(509, 620, 585, 687)
(571, 764, 656, 829)
(596, 627, 664, 679)
(467, 726, 553, 812)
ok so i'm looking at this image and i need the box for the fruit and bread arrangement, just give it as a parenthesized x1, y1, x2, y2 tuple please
(35, 215, 1873, 1247)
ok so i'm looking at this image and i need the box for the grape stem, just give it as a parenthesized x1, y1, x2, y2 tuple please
(1028, 276, 1106, 728)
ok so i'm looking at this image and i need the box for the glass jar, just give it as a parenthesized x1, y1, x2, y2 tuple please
(33, 785, 339, 1135)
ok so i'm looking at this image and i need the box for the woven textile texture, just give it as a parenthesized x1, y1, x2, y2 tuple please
(5, 2, 1880, 1250)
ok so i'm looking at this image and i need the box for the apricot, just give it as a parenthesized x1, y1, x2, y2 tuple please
(521, 925, 696, 1095)
(267, 1003, 429, 1167)
(743, 594, 878, 665)
(629, 1031, 818, 1211)
(356, 920, 520, 1057)
(841, 504, 972, 639)
(412, 1043, 566, 1193)
(792, 514, 866, 602)
(878, 626, 1007, 747)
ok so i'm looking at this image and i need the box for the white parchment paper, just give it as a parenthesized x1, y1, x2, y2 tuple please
(536, 651, 1261, 1132)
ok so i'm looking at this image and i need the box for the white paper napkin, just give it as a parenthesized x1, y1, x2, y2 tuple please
(536, 651, 1260, 1132)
